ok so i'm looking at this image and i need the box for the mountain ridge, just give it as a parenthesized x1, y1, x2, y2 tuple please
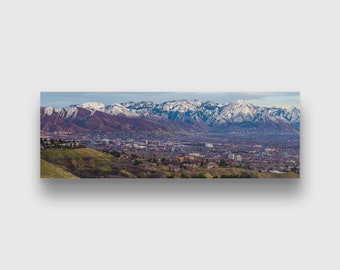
(41, 99, 300, 133)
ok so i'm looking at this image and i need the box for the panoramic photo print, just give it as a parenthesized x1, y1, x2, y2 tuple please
(40, 92, 300, 179)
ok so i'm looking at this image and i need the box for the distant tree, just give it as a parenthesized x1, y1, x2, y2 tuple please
(291, 167, 298, 173)
(220, 174, 241, 178)
(133, 160, 142, 166)
(161, 157, 169, 165)
(179, 162, 187, 169)
(192, 173, 206, 178)
(219, 159, 227, 167)
(240, 172, 252, 178)
(111, 151, 121, 158)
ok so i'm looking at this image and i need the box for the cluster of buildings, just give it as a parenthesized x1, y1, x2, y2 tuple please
(41, 131, 300, 174)
(228, 153, 242, 162)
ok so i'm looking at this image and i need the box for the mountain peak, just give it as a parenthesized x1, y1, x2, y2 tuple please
(235, 99, 252, 105)
(104, 103, 139, 116)
(79, 101, 105, 110)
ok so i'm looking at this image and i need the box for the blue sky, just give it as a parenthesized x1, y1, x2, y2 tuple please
(41, 92, 300, 108)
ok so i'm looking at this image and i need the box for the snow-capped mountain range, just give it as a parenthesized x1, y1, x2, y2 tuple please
(41, 100, 300, 133)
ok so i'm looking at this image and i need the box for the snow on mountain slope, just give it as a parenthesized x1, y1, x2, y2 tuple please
(123, 101, 156, 117)
(158, 100, 202, 113)
(44, 107, 54, 116)
(104, 103, 139, 117)
(79, 102, 105, 111)
(41, 99, 300, 131)
(44, 106, 79, 118)
(45, 102, 139, 118)
(214, 100, 257, 123)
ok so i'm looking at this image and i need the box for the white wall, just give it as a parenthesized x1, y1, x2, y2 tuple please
(1, 1, 339, 269)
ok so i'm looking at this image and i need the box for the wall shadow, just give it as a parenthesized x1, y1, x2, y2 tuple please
(40, 178, 302, 201)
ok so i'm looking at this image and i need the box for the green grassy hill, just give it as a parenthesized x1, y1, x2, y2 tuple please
(41, 147, 120, 178)
(41, 147, 299, 179)
(41, 159, 78, 178)
(159, 166, 299, 179)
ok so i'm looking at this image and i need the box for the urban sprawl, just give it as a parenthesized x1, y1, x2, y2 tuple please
(41, 131, 300, 175)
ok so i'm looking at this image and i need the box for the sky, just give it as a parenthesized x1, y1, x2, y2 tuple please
(41, 92, 300, 108)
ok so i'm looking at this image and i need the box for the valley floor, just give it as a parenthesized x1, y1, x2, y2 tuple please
(40, 147, 299, 179)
